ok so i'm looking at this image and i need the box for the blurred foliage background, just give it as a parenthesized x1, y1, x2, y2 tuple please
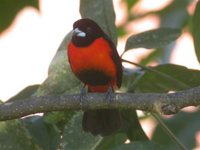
(0, 0, 200, 149)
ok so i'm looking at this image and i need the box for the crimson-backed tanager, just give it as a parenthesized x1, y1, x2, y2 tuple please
(67, 18, 122, 136)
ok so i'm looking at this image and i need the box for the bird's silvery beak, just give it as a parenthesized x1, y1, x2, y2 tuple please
(73, 28, 86, 37)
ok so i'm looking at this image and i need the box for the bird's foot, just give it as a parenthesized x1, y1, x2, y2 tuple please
(80, 85, 88, 107)
(104, 86, 115, 104)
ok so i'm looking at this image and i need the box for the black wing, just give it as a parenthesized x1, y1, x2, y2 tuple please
(103, 34, 122, 88)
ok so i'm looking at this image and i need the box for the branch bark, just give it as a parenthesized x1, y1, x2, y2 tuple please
(1, 86, 200, 121)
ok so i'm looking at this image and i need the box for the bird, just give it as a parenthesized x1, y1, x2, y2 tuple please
(67, 18, 123, 136)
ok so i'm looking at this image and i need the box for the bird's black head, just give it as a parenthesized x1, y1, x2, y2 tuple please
(72, 18, 104, 47)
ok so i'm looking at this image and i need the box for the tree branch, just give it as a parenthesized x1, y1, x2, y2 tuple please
(1, 86, 200, 121)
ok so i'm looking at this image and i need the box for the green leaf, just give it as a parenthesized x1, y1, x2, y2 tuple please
(8, 85, 39, 102)
(152, 111, 200, 149)
(117, 26, 127, 37)
(112, 141, 165, 150)
(121, 69, 137, 92)
(0, 0, 39, 34)
(22, 116, 61, 150)
(132, 64, 200, 93)
(0, 120, 40, 150)
(61, 112, 102, 150)
(139, 49, 162, 65)
(192, 0, 200, 63)
(95, 133, 127, 150)
(125, 28, 181, 51)
(80, 0, 117, 45)
(159, 0, 190, 28)
(35, 32, 81, 96)
(43, 111, 76, 131)
(157, 0, 190, 63)
(124, 0, 138, 11)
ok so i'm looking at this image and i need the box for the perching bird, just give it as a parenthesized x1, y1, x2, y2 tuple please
(67, 18, 122, 136)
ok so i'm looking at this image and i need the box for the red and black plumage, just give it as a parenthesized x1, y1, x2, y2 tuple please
(67, 18, 122, 136)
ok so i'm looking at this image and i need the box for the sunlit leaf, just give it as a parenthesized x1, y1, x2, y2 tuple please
(192, 0, 200, 63)
(125, 28, 181, 51)
(80, 0, 117, 45)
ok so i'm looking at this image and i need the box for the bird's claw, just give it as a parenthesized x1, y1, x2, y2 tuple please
(80, 86, 87, 107)
(104, 86, 115, 104)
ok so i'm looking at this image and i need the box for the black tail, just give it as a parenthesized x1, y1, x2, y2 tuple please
(82, 109, 121, 136)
